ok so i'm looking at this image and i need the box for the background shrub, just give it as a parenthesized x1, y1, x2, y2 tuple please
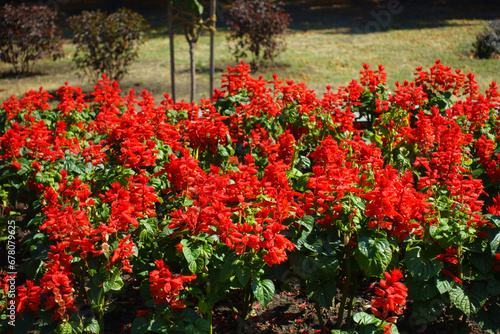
(68, 8, 148, 82)
(0, 3, 63, 75)
(473, 19, 500, 59)
(226, 0, 290, 70)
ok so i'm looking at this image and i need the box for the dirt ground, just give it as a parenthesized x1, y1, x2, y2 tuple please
(208, 277, 489, 334)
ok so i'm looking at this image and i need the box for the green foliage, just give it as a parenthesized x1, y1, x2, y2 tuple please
(355, 235, 392, 277)
(68, 8, 148, 82)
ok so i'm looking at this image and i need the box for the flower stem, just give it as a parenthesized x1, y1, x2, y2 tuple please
(206, 281, 213, 334)
(457, 244, 463, 280)
(314, 301, 325, 332)
(98, 289, 105, 333)
(346, 273, 358, 329)
(241, 279, 252, 319)
(336, 243, 352, 329)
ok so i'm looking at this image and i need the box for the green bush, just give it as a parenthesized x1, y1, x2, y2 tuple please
(0, 3, 63, 75)
(68, 8, 148, 82)
(473, 19, 500, 59)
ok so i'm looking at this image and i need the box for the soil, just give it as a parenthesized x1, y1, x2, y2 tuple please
(99, 271, 492, 334)
(208, 277, 490, 334)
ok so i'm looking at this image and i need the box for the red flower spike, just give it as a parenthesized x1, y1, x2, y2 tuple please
(149, 260, 196, 308)
(370, 269, 407, 326)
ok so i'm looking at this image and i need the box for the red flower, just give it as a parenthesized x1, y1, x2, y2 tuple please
(16, 279, 43, 314)
(370, 269, 408, 325)
(108, 234, 135, 273)
(11, 160, 21, 170)
(149, 260, 196, 308)
(441, 269, 462, 284)
(436, 246, 459, 264)
(360, 63, 387, 93)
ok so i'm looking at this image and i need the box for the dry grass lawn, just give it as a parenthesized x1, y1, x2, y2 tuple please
(0, 5, 499, 103)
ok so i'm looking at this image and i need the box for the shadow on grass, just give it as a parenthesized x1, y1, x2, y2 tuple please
(37, 0, 500, 40)
(281, 0, 500, 33)
(0, 70, 47, 80)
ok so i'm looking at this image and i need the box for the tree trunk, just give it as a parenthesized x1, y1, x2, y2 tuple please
(209, 0, 216, 99)
(189, 39, 196, 102)
(168, 0, 176, 102)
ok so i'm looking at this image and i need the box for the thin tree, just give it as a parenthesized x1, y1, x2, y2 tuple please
(172, 0, 215, 102)
(209, 0, 216, 99)
(168, 0, 176, 102)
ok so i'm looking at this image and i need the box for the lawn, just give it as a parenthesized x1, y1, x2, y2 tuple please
(0, 1, 499, 103)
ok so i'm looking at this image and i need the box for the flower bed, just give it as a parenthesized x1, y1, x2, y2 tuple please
(1, 61, 500, 334)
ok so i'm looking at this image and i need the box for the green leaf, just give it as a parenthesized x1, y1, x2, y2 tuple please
(84, 318, 100, 334)
(27, 217, 44, 229)
(291, 248, 339, 280)
(58, 321, 73, 334)
(131, 317, 149, 334)
(188, 257, 204, 274)
(62, 159, 85, 175)
(103, 271, 124, 292)
(411, 299, 445, 325)
(449, 286, 470, 316)
(317, 255, 339, 280)
(252, 279, 275, 307)
(488, 215, 500, 229)
(297, 215, 314, 232)
(435, 277, 454, 294)
(449, 283, 487, 317)
(358, 325, 383, 334)
(293, 173, 310, 192)
(235, 264, 250, 286)
(405, 275, 439, 301)
(185, 318, 210, 334)
(488, 230, 500, 256)
(150, 317, 169, 332)
(206, 292, 224, 304)
(182, 0, 204, 15)
(405, 246, 443, 280)
(306, 279, 336, 309)
(217, 257, 233, 283)
(372, 133, 383, 146)
(183, 245, 200, 264)
(16, 158, 30, 176)
(217, 144, 229, 158)
(298, 231, 324, 253)
(471, 252, 494, 276)
(139, 229, 154, 243)
(353, 311, 379, 326)
(355, 236, 392, 277)
(469, 282, 488, 311)
(10, 176, 23, 189)
(198, 299, 208, 313)
(68, 313, 83, 333)
(193, 0, 204, 15)
(12, 312, 34, 334)
(475, 301, 500, 334)
(487, 279, 500, 296)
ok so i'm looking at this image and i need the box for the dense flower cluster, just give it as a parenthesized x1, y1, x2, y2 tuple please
(1, 61, 500, 333)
